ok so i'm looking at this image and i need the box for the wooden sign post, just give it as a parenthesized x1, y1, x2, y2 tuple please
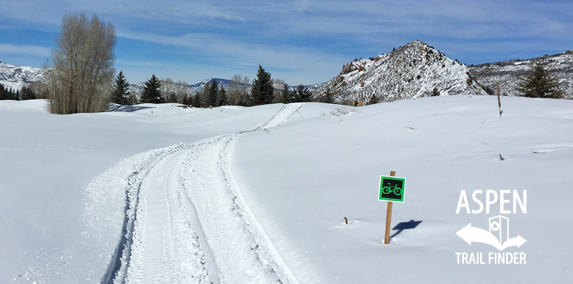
(497, 82, 502, 116)
(384, 171, 395, 244)
(379, 171, 406, 244)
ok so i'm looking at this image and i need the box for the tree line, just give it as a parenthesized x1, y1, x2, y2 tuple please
(0, 84, 37, 101)
(110, 64, 327, 108)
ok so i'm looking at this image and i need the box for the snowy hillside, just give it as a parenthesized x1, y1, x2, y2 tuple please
(469, 50, 573, 99)
(314, 41, 487, 103)
(0, 61, 47, 90)
(1, 97, 572, 283)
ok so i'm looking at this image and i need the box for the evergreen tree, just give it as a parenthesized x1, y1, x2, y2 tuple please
(192, 92, 202, 107)
(217, 85, 227, 106)
(237, 93, 252, 106)
(319, 88, 334, 103)
(292, 85, 312, 102)
(281, 83, 291, 103)
(288, 89, 298, 103)
(182, 93, 191, 106)
(517, 63, 562, 99)
(0, 85, 18, 100)
(111, 71, 130, 105)
(20, 87, 36, 100)
(301, 85, 312, 102)
(0, 84, 6, 100)
(200, 81, 210, 107)
(251, 65, 274, 105)
(207, 79, 219, 107)
(140, 74, 164, 103)
(166, 93, 178, 103)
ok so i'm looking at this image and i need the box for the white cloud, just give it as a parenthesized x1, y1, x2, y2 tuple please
(116, 29, 347, 83)
(1, 0, 572, 83)
(0, 44, 51, 57)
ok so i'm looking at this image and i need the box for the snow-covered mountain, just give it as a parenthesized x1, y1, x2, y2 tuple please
(188, 78, 235, 93)
(468, 50, 573, 99)
(314, 40, 487, 104)
(0, 61, 47, 90)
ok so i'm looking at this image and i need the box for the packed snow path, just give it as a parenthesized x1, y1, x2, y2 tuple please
(104, 104, 303, 284)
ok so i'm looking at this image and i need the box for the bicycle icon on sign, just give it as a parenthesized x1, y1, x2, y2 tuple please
(379, 175, 406, 202)
(382, 184, 402, 195)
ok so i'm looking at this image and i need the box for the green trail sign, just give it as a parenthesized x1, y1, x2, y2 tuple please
(379, 175, 406, 203)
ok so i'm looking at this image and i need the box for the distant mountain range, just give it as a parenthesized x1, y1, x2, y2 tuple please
(2, 42, 572, 101)
(0, 61, 48, 91)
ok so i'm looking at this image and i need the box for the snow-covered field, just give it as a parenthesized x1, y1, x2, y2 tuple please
(1, 96, 572, 283)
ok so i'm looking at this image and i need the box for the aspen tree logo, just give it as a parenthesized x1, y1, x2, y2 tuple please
(455, 190, 528, 265)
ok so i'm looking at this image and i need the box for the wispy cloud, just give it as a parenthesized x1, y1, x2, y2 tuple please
(1, 0, 572, 83)
(0, 44, 51, 57)
(117, 29, 347, 83)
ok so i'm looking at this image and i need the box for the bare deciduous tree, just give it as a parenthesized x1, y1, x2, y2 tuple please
(159, 78, 190, 103)
(47, 13, 116, 114)
(174, 81, 189, 103)
(28, 80, 49, 99)
(271, 78, 286, 103)
(160, 78, 175, 102)
(227, 74, 251, 106)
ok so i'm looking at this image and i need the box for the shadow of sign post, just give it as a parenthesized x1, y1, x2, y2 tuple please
(390, 219, 422, 239)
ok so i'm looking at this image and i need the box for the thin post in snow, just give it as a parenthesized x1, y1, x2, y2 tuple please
(497, 82, 503, 117)
(384, 171, 395, 244)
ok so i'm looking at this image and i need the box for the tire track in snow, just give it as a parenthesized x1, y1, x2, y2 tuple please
(179, 134, 298, 284)
(255, 103, 303, 130)
(126, 149, 220, 283)
(104, 103, 303, 284)
(101, 144, 193, 284)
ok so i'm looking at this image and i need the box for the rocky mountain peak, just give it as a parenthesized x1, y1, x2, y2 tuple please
(315, 40, 486, 104)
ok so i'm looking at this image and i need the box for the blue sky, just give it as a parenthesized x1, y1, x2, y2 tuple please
(0, 0, 571, 85)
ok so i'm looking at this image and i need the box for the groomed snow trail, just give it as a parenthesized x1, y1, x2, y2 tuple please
(105, 104, 303, 284)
